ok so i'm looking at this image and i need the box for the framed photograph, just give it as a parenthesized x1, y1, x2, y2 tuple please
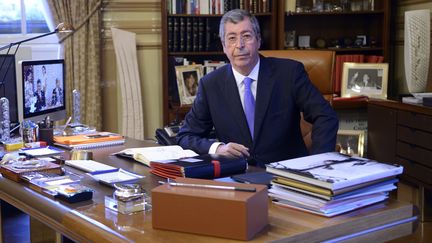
(341, 62, 389, 99)
(175, 65, 203, 105)
(336, 130, 365, 157)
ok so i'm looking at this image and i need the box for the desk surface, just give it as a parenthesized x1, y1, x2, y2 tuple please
(0, 139, 417, 242)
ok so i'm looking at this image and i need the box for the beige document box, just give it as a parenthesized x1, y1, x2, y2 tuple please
(152, 177, 268, 240)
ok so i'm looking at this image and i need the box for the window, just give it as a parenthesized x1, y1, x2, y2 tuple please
(0, 0, 49, 34)
(0, 0, 60, 59)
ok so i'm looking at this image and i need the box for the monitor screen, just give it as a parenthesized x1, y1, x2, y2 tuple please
(0, 54, 18, 125)
(18, 59, 66, 122)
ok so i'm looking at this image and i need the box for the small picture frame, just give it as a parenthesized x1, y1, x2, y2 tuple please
(203, 61, 225, 75)
(175, 65, 203, 105)
(341, 62, 389, 99)
(336, 130, 365, 157)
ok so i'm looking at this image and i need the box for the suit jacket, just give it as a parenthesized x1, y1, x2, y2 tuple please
(177, 56, 339, 166)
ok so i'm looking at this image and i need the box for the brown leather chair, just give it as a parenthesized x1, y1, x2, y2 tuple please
(259, 50, 336, 151)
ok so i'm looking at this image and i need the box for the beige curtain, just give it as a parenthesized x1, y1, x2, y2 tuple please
(46, 0, 103, 130)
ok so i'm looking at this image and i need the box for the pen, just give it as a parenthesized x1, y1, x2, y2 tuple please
(62, 116, 72, 135)
(160, 181, 256, 192)
(64, 116, 72, 128)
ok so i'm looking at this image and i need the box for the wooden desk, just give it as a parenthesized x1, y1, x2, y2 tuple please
(1, 139, 418, 242)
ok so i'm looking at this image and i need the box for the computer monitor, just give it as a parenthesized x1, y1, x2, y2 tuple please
(0, 54, 18, 125)
(17, 59, 66, 123)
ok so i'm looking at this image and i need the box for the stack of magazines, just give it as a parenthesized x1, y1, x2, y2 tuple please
(266, 152, 403, 217)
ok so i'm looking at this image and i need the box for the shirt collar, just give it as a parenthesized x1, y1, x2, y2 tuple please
(232, 59, 260, 86)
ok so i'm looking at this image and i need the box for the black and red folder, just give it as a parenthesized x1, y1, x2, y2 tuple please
(150, 154, 247, 179)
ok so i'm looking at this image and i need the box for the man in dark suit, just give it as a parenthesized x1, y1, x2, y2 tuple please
(176, 9, 338, 167)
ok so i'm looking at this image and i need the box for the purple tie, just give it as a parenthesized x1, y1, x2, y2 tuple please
(244, 77, 255, 137)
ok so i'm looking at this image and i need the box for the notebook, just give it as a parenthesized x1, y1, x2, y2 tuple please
(65, 160, 116, 173)
(54, 132, 125, 150)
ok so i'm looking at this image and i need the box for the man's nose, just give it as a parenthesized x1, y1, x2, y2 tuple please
(235, 37, 245, 48)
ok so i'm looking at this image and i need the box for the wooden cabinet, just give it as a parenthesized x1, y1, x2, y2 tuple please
(368, 99, 432, 186)
(368, 99, 432, 221)
(161, 0, 278, 125)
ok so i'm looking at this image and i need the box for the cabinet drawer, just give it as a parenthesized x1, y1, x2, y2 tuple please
(398, 110, 432, 133)
(397, 141, 432, 169)
(397, 126, 432, 150)
(396, 157, 432, 185)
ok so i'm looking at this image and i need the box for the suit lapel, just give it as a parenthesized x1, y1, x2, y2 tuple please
(254, 57, 275, 143)
(221, 66, 253, 143)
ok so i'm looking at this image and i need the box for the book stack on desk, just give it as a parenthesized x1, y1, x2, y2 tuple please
(53, 132, 125, 150)
(266, 152, 403, 217)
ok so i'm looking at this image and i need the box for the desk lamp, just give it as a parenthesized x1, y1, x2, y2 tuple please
(0, 23, 73, 143)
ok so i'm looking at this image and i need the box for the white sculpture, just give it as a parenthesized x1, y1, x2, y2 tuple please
(404, 9, 430, 94)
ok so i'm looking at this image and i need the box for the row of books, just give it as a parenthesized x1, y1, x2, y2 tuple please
(168, 17, 222, 52)
(167, 0, 271, 15)
(265, 152, 403, 217)
(333, 54, 385, 95)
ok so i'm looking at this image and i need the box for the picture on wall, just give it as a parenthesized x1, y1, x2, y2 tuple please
(175, 65, 203, 105)
(341, 63, 389, 99)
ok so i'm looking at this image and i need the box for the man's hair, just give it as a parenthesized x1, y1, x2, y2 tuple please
(36, 79, 41, 84)
(219, 9, 261, 44)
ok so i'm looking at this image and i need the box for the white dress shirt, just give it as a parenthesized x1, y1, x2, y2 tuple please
(208, 60, 260, 154)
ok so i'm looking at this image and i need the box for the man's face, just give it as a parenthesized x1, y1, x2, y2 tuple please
(222, 18, 260, 76)
(37, 83, 41, 91)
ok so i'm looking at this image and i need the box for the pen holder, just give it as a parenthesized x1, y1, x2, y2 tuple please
(39, 128, 54, 145)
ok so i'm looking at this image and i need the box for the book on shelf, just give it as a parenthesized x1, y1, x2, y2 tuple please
(114, 145, 199, 167)
(53, 132, 125, 150)
(150, 154, 248, 179)
(172, 17, 179, 52)
(265, 152, 403, 191)
(186, 17, 192, 52)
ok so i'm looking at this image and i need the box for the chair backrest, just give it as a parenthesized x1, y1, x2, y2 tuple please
(259, 50, 336, 152)
(259, 50, 335, 99)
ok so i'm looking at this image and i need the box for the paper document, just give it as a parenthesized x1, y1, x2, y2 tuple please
(116, 145, 198, 166)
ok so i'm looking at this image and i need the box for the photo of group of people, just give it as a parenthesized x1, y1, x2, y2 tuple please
(23, 63, 64, 114)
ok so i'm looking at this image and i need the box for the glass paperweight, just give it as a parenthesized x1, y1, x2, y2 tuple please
(104, 183, 151, 214)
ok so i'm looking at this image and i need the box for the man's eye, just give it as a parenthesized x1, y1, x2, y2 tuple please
(243, 34, 253, 40)
(227, 36, 236, 42)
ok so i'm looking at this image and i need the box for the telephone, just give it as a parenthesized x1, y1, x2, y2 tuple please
(155, 122, 216, 146)
(155, 124, 182, 146)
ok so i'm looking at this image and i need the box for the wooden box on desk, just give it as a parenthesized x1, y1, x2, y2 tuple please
(151, 178, 268, 240)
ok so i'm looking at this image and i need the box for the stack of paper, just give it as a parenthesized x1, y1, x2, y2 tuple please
(266, 152, 403, 217)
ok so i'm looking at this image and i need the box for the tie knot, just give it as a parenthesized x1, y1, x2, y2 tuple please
(244, 77, 253, 88)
